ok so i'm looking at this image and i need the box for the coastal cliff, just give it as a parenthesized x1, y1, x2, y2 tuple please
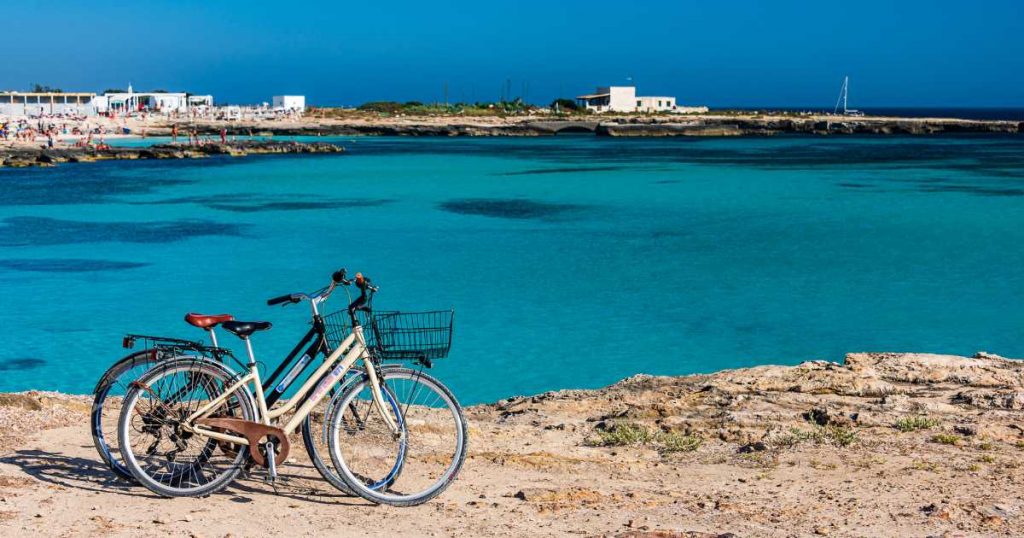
(1, 352, 1022, 537)
(0, 140, 344, 168)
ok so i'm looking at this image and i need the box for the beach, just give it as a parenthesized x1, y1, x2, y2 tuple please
(1, 351, 1022, 537)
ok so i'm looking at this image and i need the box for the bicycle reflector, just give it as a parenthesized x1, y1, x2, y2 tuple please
(122, 336, 136, 349)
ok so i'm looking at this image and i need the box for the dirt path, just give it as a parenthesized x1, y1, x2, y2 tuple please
(1, 352, 1022, 537)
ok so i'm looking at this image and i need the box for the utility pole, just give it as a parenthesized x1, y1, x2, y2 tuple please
(444, 81, 449, 109)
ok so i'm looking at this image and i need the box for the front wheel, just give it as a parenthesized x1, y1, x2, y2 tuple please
(328, 367, 468, 506)
(301, 365, 407, 496)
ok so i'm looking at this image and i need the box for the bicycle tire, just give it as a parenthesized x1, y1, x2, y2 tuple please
(91, 350, 162, 481)
(328, 367, 468, 506)
(118, 357, 256, 498)
(301, 365, 407, 495)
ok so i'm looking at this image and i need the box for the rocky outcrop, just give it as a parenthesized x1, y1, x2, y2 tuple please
(0, 140, 344, 168)
(595, 117, 1022, 136)
(132, 116, 1024, 140)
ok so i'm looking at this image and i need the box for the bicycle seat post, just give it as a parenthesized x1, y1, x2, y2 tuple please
(243, 336, 256, 367)
(207, 328, 219, 349)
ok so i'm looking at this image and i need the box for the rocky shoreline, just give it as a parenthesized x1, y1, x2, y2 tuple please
(0, 140, 344, 168)
(151, 115, 1024, 138)
(1, 351, 1022, 536)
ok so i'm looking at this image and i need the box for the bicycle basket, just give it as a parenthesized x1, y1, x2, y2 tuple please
(368, 310, 454, 361)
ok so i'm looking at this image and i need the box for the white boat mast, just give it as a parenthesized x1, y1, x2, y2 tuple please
(834, 76, 849, 115)
(833, 76, 863, 116)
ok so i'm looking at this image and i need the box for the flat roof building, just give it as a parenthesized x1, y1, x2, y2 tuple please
(0, 92, 98, 117)
(576, 85, 703, 114)
(95, 84, 214, 114)
(272, 95, 305, 112)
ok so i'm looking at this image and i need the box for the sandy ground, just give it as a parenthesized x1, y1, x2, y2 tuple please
(1, 352, 1023, 537)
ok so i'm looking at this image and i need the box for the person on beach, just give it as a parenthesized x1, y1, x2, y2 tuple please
(220, 128, 226, 144)
(172, 124, 178, 143)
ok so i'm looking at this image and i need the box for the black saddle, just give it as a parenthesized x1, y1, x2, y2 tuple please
(221, 320, 272, 338)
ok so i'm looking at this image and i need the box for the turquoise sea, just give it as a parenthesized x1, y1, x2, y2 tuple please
(1, 135, 1023, 404)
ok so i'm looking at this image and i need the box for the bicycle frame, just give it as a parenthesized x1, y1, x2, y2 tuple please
(182, 324, 400, 448)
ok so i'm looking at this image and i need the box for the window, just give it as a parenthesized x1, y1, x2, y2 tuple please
(637, 100, 642, 107)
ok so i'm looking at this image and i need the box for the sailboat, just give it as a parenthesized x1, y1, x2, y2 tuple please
(833, 76, 865, 116)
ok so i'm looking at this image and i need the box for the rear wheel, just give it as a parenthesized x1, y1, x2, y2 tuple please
(91, 350, 162, 481)
(329, 367, 467, 506)
(118, 358, 255, 497)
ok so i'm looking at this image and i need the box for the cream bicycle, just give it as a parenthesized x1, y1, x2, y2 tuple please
(117, 268, 467, 505)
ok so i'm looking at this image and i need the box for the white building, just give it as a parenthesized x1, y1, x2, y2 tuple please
(636, 95, 677, 113)
(98, 84, 213, 114)
(272, 95, 305, 112)
(0, 92, 98, 117)
(576, 86, 701, 114)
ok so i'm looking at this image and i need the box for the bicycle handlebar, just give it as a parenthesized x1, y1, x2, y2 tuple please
(266, 293, 301, 306)
(266, 267, 378, 308)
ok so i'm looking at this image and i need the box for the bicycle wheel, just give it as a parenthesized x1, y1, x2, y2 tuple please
(302, 366, 407, 495)
(328, 367, 467, 506)
(92, 350, 162, 481)
(118, 358, 255, 497)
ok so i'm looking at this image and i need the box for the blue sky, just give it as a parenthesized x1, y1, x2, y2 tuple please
(3, 0, 1022, 107)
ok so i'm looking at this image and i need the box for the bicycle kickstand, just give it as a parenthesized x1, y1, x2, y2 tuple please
(265, 441, 279, 494)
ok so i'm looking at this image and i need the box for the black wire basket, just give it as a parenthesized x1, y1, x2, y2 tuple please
(323, 309, 454, 362)
(370, 310, 454, 361)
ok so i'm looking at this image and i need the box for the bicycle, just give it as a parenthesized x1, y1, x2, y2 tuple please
(116, 268, 468, 505)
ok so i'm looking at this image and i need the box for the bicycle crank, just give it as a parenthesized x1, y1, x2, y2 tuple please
(194, 417, 290, 467)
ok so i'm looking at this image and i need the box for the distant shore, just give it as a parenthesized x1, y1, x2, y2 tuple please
(149, 112, 1024, 137)
(4, 112, 1021, 167)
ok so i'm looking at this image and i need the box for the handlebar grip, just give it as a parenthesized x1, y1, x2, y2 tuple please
(355, 273, 379, 292)
(267, 294, 299, 306)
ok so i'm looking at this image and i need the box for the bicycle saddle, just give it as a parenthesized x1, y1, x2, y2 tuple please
(221, 320, 272, 338)
(184, 313, 234, 329)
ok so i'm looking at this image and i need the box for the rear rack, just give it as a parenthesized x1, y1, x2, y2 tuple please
(122, 333, 229, 360)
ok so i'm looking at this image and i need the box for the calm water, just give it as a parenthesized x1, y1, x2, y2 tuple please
(1, 135, 1023, 404)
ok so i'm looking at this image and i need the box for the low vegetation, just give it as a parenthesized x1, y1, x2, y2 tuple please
(931, 433, 963, 446)
(585, 423, 652, 447)
(585, 423, 702, 453)
(770, 426, 858, 448)
(894, 416, 941, 432)
(656, 431, 703, 453)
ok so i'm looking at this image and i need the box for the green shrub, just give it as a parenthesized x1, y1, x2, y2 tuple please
(931, 433, 962, 446)
(585, 423, 651, 447)
(894, 416, 940, 432)
(657, 432, 702, 453)
(823, 426, 857, 447)
(772, 426, 857, 448)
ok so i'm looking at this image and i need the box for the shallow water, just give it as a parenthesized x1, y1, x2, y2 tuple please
(1, 135, 1023, 403)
